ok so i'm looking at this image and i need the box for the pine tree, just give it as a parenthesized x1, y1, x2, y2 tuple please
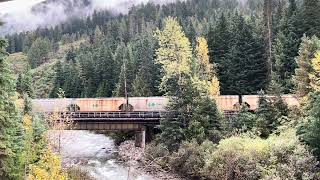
(271, 0, 300, 93)
(256, 90, 289, 138)
(95, 44, 116, 97)
(225, 14, 268, 95)
(63, 62, 82, 98)
(113, 44, 136, 97)
(207, 13, 232, 95)
(294, 36, 320, 97)
(187, 95, 223, 143)
(131, 34, 160, 97)
(77, 46, 97, 97)
(93, 26, 104, 46)
(297, 92, 320, 158)
(255, 91, 277, 138)
(264, 0, 273, 77)
(0, 39, 24, 179)
(16, 71, 34, 98)
(268, 71, 284, 95)
(270, 32, 286, 94)
(65, 46, 76, 62)
(50, 61, 65, 98)
(302, 0, 320, 37)
(27, 38, 52, 68)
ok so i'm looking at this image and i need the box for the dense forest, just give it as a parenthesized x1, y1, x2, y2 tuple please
(7, 0, 319, 98)
(1, 0, 320, 179)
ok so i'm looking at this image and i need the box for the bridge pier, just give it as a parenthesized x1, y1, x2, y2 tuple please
(135, 126, 146, 149)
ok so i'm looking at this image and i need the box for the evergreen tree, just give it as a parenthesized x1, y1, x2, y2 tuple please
(77, 47, 97, 97)
(50, 61, 65, 98)
(255, 91, 278, 138)
(271, 0, 300, 93)
(65, 46, 76, 62)
(230, 105, 257, 131)
(62, 62, 82, 98)
(92, 26, 104, 46)
(298, 92, 320, 158)
(131, 34, 160, 97)
(264, 0, 273, 77)
(27, 38, 52, 68)
(302, 0, 320, 37)
(294, 36, 320, 97)
(156, 17, 222, 151)
(95, 44, 116, 97)
(270, 32, 286, 93)
(226, 14, 268, 95)
(0, 39, 24, 179)
(255, 91, 289, 138)
(113, 45, 135, 97)
(16, 71, 34, 98)
(207, 13, 232, 94)
(156, 17, 194, 150)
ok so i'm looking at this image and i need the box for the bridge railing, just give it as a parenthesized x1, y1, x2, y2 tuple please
(59, 111, 163, 119)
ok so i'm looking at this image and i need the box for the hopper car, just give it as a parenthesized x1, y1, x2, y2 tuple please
(31, 95, 299, 113)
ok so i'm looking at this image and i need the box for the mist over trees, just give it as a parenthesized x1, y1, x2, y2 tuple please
(4, 0, 320, 97)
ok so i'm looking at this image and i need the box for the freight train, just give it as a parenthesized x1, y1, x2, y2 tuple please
(31, 95, 300, 113)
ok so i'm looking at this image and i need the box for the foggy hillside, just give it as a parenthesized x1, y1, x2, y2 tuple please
(0, 0, 176, 35)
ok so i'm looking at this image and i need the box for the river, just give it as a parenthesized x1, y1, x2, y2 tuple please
(57, 130, 154, 180)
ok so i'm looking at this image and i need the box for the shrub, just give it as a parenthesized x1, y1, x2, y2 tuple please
(169, 140, 215, 178)
(203, 135, 268, 179)
(229, 106, 257, 131)
(66, 167, 94, 180)
(298, 92, 320, 158)
(202, 129, 318, 180)
(263, 129, 318, 179)
(144, 142, 171, 170)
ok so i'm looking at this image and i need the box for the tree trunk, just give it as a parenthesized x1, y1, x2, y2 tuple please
(264, 0, 273, 77)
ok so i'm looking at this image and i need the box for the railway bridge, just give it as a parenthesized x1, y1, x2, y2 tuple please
(55, 111, 165, 149)
(66, 111, 162, 131)
(32, 95, 299, 148)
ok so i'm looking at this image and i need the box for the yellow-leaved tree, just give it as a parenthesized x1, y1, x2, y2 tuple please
(154, 17, 193, 94)
(155, 17, 222, 150)
(28, 148, 66, 180)
(310, 51, 320, 91)
(22, 114, 34, 176)
(194, 37, 220, 96)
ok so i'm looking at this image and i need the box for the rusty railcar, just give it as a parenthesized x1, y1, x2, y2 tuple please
(242, 94, 299, 110)
(32, 95, 299, 113)
(32, 97, 170, 112)
(32, 96, 240, 112)
(215, 95, 239, 111)
(32, 96, 239, 112)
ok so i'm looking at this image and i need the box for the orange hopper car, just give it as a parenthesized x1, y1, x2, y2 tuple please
(31, 95, 299, 113)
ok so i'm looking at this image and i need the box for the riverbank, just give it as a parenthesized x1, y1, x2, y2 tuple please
(118, 141, 182, 180)
(53, 130, 154, 180)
